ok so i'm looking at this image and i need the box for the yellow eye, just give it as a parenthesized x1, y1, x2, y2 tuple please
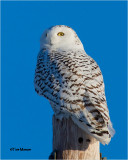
(57, 32, 64, 36)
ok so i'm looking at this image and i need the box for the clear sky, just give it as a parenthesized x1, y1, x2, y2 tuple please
(1, 1, 127, 159)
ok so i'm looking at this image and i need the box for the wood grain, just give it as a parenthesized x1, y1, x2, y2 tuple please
(52, 115, 100, 160)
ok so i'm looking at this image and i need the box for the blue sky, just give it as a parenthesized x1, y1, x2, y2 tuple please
(1, 1, 127, 159)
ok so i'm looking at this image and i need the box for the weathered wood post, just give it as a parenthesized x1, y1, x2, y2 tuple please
(52, 115, 100, 160)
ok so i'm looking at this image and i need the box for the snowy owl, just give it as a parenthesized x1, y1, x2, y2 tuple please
(34, 25, 115, 145)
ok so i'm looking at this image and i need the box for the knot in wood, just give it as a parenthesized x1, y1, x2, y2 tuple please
(78, 137, 83, 144)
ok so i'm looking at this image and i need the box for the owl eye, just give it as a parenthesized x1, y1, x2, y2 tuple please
(57, 32, 64, 36)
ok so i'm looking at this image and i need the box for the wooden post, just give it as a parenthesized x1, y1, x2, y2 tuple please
(52, 115, 100, 160)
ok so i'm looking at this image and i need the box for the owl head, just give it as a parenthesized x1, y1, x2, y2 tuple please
(40, 25, 84, 50)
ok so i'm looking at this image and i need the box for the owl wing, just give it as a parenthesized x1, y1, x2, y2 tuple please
(83, 57, 110, 126)
(70, 55, 115, 144)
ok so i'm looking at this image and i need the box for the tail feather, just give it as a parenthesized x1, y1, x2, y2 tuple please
(108, 121, 115, 137)
(71, 116, 113, 145)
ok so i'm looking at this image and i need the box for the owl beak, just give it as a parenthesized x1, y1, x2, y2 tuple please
(50, 40, 53, 45)
(50, 37, 55, 45)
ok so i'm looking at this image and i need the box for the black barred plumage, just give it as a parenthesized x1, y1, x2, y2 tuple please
(34, 25, 115, 145)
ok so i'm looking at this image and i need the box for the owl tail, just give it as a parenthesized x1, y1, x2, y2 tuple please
(71, 116, 114, 145)
(108, 121, 115, 137)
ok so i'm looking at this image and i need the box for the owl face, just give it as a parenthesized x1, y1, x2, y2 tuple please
(40, 25, 84, 50)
